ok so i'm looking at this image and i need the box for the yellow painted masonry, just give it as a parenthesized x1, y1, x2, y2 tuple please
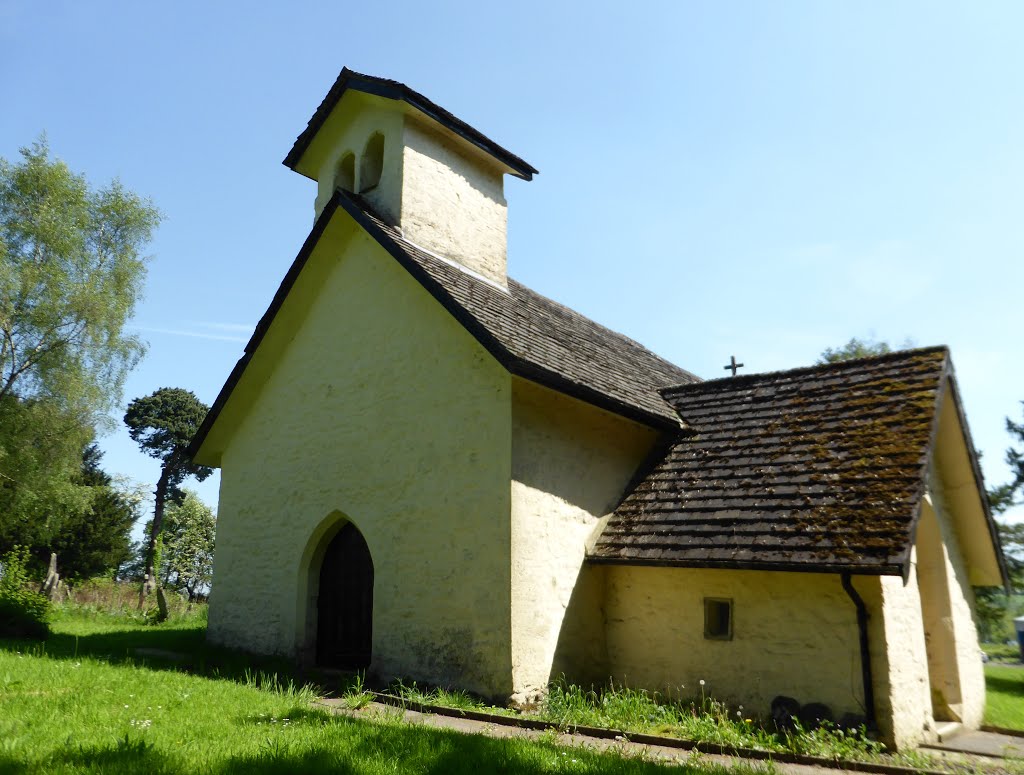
(310, 92, 405, 222)
(604, 567, 867, 719)
(925, 464, 986, 729)
(867, 568, 935, 749)
(206, 211, 514, 698)
(509, 379, 660, 700)
(303, 91, 510, 286)
(401, 119, 509, 287)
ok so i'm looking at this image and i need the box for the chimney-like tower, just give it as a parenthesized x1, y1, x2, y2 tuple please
(283, 69, 537, 288)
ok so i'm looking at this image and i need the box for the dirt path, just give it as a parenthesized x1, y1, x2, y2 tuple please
(317, 698, 1004, 774)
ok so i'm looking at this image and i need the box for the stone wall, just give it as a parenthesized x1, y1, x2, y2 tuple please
(509, 379, 659, 699)
(604, 567, 868, 720)
(207, 213, 514, 698)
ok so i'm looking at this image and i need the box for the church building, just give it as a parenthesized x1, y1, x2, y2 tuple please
(190, 68, 1007, 750)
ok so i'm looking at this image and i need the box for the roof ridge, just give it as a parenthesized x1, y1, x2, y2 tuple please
(506, 280, 701, 386)
(661, 345, 949, 396)
(283, 67, 537, 180)
(345, 190, 699, 389)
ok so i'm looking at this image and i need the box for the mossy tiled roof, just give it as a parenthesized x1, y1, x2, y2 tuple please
(342, 194, 698, 426)
(592, 348, 952, 574)
(189, 192, 696, 460)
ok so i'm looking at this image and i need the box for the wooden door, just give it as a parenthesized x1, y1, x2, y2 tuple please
(316, 523, 373, 669)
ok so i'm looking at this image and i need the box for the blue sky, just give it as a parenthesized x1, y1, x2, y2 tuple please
(2, 1, 1022, 523)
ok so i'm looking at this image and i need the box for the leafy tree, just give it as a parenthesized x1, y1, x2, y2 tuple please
(971, 399, 1024, 641)
(990, 403, 1024, 516)
(47, 445, 142, 581)
(817, 337, 894, 364)
(0, 138, 158, 421)
(160, 490, 215, 602)
(0, 397, 92, 554)
(0, 138, 157, 553)
(124, 388, 212, 598)
(0, 545, 50, 638)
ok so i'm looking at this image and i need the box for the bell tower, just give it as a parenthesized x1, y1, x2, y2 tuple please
(283, 68, 537, 288)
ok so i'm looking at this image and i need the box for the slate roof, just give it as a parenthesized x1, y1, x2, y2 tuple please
(189, 192, 696, 459)
(283, 68, 538, 180)
(337, 195, 698, 426)
(591, 347, 955, 575)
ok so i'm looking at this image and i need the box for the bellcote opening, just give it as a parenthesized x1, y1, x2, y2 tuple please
(360, 133, 385, 193)
(335, 152, 355, 193)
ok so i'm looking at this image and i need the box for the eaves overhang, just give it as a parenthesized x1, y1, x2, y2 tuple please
(283, 67, 538, 181)
(189, 191, 682, 466)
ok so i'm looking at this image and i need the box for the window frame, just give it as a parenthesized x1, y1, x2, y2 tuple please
(703, 597, 733, 641)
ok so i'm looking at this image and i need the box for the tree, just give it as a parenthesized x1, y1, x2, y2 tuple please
(124, 388, 212, 600)
(817, 337, 893, 364)
(971, 397, 1024, 641)
(991, 403, 1024, 515)
(0, 138, 158, 422)
(0, 138, 158, 554)
(47, 445, 142, 581)
(0, 397, 92, 554)
(160, 490, 216, 602)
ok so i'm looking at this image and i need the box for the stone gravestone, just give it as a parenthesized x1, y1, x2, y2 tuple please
(40, 553, 61, 601)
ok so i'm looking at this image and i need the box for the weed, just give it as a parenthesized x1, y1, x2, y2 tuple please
(340, 672, 374, 710)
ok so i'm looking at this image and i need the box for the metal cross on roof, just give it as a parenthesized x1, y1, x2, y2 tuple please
(723, 355, 744, 377)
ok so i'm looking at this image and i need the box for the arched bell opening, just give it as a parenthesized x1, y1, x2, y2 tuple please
(335, 152, 356, 193)
(359, 132, 385, 192)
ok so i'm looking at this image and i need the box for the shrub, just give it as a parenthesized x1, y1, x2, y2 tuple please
(0, 546, 51, 638)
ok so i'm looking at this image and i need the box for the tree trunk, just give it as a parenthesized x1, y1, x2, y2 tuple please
(139, 465, 171, 607)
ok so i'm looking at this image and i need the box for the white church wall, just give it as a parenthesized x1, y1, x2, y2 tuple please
(309, 92, 405, 223)
(926, 463, 986, 729)
(400, 119, 509, 286)
(509, 379, 659, 700)
(603, 567, 866, 721)
(207, 217, 515, 698)
(868, 564, 936, 749)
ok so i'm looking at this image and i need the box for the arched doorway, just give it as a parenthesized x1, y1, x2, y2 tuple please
(316, 523, 373, 669)
(915, 503, 963, 721)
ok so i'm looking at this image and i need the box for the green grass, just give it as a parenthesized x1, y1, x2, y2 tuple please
(536, 682, 884, 761)
(984, 642, 1022, 663)
(382, 676, 884, 761)
(985, 664, 1024, 731)
(0, 608, 767, 774)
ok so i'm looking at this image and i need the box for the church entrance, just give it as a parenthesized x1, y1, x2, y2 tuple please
(316, 523, 373, 669)
(915, 504, 963, 722)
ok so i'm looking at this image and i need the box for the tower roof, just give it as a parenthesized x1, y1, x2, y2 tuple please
(283, 68, 538, 180)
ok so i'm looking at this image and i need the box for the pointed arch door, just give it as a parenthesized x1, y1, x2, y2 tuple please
(316, 523, 373, 669)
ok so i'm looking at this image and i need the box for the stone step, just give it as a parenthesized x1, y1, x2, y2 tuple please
(934, 721, 964, 742)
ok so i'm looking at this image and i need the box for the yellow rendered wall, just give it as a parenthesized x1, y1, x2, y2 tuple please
(302, 93, 511, 285)
(604, 566, 868, 717)
(401, 119, 509, 286)
(509, 379, 659, 701)
(865, 567, 935, 749)
(308, 92, 406, 223)
(925, 464, 986, 729)
(207, 214, 514, 697)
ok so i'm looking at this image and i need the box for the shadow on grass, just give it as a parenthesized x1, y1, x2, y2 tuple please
(987, 672, 1024, 698)
(5, 712, 718, 775)
(0, 622, 360, 698)
(216, 715, 708, 775)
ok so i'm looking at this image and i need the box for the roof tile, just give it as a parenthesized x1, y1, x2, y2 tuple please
(591, 348, 950, 573)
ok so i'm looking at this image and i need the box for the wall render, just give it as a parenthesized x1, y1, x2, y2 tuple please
(207, 214, 514, 697)
(509, 379, 659, 700)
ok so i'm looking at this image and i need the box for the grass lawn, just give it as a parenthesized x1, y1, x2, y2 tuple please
(986, 664, 1024, 732)
(0, 609, 765, 774)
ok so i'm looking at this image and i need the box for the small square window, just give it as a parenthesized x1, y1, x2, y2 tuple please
(704, 598, 733, 640)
